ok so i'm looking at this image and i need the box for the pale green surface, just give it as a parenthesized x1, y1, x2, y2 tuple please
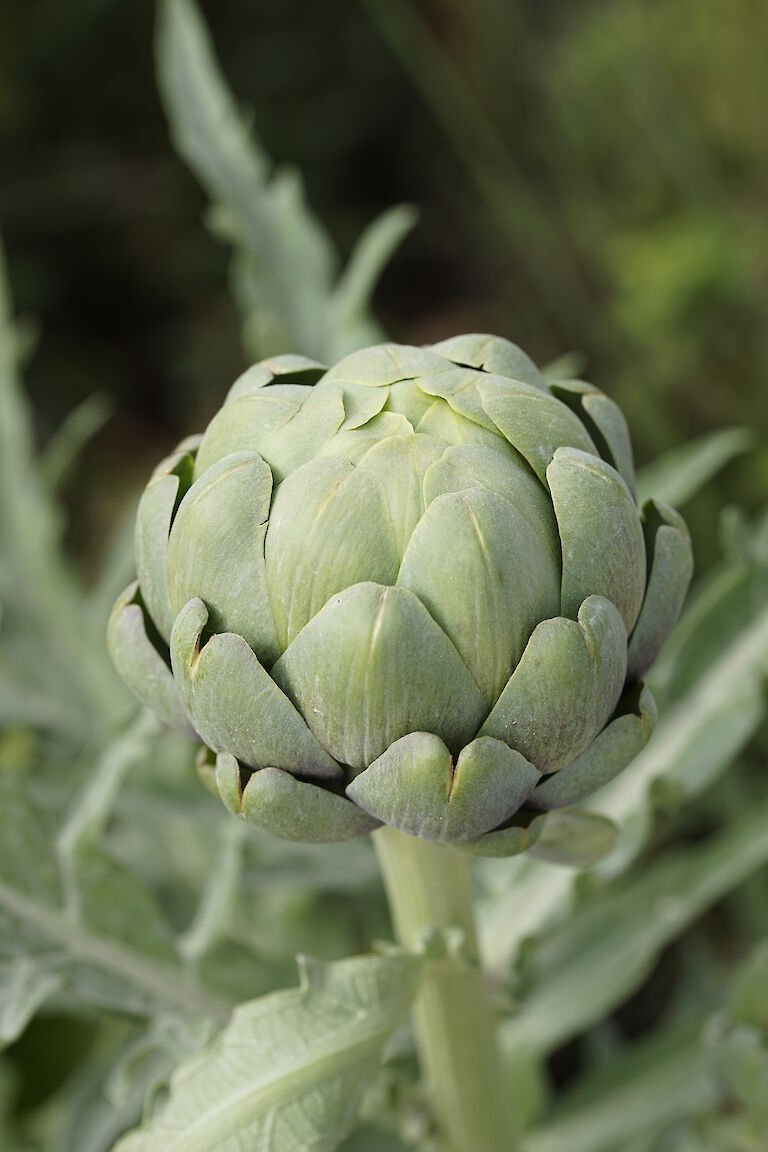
(422, 442, 560, 566)
(171, 598, 341, 780)
(213, 754, 380, 843)
(374, 828, 517, 1152)
(113, 330, 695, 850)
(135, 451, 194, 641)
(265, 457, 400, 649)
(167, 452, 279, 664)
(272, 583, 487, 771)
(193, 392, 304, 478)
(529, 686, 656, 810)
(398, 485, 560, 703)
(431, 332, 546, 388)
(550, 380, 636, 495)
(627, 500, 694, 682)
(479, 376, 597, 482)
(107, 584, 194, 736)
(357, 433, 443, 557)
(348, 733, 539, 841)
(481, 596, 627, 772)
(114, 951, 422, 1152)
(548, 448, 646, 631)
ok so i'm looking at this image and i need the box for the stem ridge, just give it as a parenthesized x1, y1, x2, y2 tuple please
(373, 826, 517, 1152)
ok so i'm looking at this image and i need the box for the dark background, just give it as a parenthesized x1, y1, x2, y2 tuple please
(2, 0, 767, 571)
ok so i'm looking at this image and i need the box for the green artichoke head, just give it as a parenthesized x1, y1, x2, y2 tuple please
(108, 336, 692, 862)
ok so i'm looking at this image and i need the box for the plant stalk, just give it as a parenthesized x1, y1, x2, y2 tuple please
(373, 826, 516, 1152)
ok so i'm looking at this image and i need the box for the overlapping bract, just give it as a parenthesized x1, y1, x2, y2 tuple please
(108, 336, 692, 861)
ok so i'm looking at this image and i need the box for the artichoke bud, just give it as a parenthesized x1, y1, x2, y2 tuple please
(109, 336, 692, 862)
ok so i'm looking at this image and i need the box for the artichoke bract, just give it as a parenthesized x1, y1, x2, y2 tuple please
(108, 336, 692, 861)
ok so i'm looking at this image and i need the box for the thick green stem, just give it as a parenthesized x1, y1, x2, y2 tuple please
(373, 826, 517, 1152)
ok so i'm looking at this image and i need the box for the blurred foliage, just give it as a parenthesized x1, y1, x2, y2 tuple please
(156, 0, 416, 365)
(3, 0, 768, 525)
(1, 0, 768, 1149)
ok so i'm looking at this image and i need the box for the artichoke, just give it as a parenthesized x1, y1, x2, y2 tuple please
(108, 336, 692, 860)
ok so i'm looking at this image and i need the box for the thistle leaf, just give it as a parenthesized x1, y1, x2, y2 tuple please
(114, 950, 422, 1152)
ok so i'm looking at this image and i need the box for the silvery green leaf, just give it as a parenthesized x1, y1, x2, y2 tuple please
(541, 351, 587, 383)
(522, 1020, 715, 1152)
(649, 552, 766, 708)
(43, 1021, 210, 1152)
(156, 0, 333, 360)
(0, 660, 84, 737)
(0, 232, 125, 737)
(0, 956, 65, 1048)
(0, 764, 229, 1031)
(500, 809, 768, 1061)
(591, 598, 768, 878)
(636, 427, 753, 507)
(156, 0, 410, 363)
(39, 393, 113, 494)
(527, 809, 617, 868)
(0, 234, 62, 606)
(329, 206, 417, 350)
(179, 819, 246, 965)
(114, 950, 422, 1152)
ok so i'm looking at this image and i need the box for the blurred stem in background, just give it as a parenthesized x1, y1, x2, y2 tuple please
(361, 0, 601, 350)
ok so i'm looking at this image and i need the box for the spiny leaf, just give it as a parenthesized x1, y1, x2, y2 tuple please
(114, 950, 422, 1152)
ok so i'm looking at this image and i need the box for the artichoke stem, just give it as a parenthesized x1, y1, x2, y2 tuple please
(373, 826, 517, 1152)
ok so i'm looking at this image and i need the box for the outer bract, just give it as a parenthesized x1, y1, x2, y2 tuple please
(108, 337, 692, 862)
